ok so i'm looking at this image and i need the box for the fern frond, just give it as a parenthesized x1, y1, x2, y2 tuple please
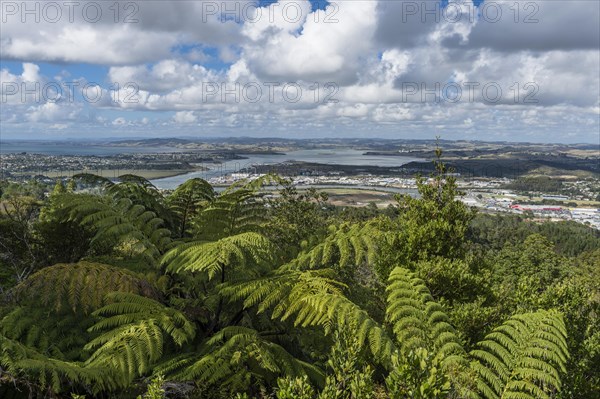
(62, 194, 172, 263)
(223, 269, 396, 363)
(175, 326, 323, 388)
(167, 178, 215, 237)
(0, 307, 95, 360)
(163, 232, 275, 281)
(84, 293, 195, 386)
(194, 182, 270, 240)
(14, 261, 157, 314)
(386, 267, 467, 367)
(471, 310, 569, 399)
(0, 334, 116, 394)
(283, 223, 390, 271)
(386, 267, 476, 396)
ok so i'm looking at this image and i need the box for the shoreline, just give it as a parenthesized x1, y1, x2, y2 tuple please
(17, 169, 201, 180)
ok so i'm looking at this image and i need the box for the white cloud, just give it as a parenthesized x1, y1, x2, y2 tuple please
(112, 117, 128, 126)
(49, 123, 69, 130)
(0, 0, 598, 143)
(109, 59, 219, 93)
(240, 1, 378, 83)
(27, 102, 81, 122)
(0, 1, 247, 65)
(173, 111, 198, 124)
(21, 63, 40, 82)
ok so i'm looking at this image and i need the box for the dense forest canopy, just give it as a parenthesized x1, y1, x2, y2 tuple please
(0, 156, 598, 399)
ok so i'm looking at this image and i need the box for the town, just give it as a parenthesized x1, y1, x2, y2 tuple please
(2, 138, 598, 230)
(209, 172, 600, 230)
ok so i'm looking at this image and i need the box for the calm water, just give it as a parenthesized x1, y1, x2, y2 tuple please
(152, 149, 422, 189)
(0, 142, 421, 189)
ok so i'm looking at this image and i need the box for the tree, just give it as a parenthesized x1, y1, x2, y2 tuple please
(264, 182, 329, 261)
(0, 173, 584, 399)
(166, 178, 215, 238)
(391, 146, 475, 273)
(0, 187, 43, 285)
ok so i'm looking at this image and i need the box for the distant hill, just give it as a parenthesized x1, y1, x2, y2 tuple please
(107, 138, 195, 147)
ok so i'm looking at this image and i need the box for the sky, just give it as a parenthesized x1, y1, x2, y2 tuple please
(0, 0, 599, 143)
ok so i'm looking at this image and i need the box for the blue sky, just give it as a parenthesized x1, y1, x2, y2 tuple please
(1, 0, 598, 143)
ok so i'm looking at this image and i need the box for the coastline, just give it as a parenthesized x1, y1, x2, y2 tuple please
(21, 169, 200, 180)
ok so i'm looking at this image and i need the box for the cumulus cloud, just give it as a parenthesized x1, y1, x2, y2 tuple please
(109, 60, 218, 92)
(173, 111, 198, 124)
(112, 117, 128, 126)
(0, 1, 247, 64)
(0, 0, 598, 142)
(455, 0, 600, 52)
(27, 102, 82, 122)
(240, 0, 378, 83)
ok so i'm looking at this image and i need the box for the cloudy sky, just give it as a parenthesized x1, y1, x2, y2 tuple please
(1, 0, 599, 143)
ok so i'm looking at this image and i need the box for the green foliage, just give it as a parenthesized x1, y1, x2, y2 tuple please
(0, 189, 43, 285)
(166, 178, 215, 238)
(52, 180, 66, 195)
(507, 176, 564, 194)
(492, 234, 569, 290)
(386, 348, 451, 399)
(390, 147, 475, 272)
(265, 183, 329, 260)
(470, 310, 569, 399)
(413, 257, 489, 304)
(318, 328, 375, 399)
(276, 375, 316, 399)
(62, 193, 172, 264)
(13, 261, 158, 314)
(137, 374, 165, 399)
(469, 214, 600, 257)
(85, 293, 195, 387)
(1, 168, 594, 398)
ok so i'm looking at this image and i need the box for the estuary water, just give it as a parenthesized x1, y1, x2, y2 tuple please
(151, 149, 422, 189)
(1, 141, 421, 189)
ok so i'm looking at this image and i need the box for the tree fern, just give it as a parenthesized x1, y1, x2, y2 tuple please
(169, 326, 323, 390)
(282, 222, 389, 272)
(223, 269, 396, 362)
(108, 175, 173, 227)
(0, 334, 115, 395)
(193, 176, 283, 240)
(162, 232, 275, 282)
(470, 310, 569, 399)
(166, 178, 215, 238)
(71, 173, 114, 190)
(63, 194, 172, 263)
(84, 293, 195, 387)
(13, 261, 158, 314)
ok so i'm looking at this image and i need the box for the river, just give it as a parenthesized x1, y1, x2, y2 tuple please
(151, 149, 422, 189)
